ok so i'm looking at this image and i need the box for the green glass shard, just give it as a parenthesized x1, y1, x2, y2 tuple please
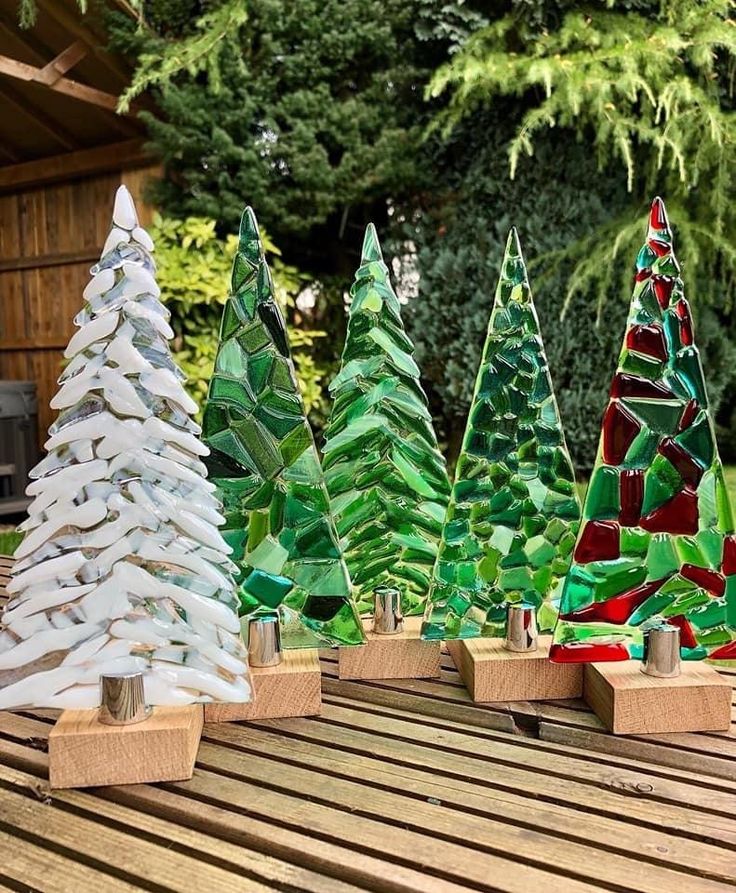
(202, 207, 365, 647)
(422, 228, 581, 640)
(323, 224, 451, 616)
(552, 198, 736, 664)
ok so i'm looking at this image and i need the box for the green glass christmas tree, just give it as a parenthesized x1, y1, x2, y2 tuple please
(202, 208, 365, 649)
(422, 228, 581, 640)
(322, 224, 451, 616)
(551, 197, 736, 663)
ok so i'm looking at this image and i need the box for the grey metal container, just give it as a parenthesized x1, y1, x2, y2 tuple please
(0, 380, 38, 516)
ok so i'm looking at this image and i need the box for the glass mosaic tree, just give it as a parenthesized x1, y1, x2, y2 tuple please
(551, 198, 736, 662)
(322, 224, 452, 616)
(0, 186, 252, 710)
(422, 228, 581, 640)
(202, 207, 365, 649)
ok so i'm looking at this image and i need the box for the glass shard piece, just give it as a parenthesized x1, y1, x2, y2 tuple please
(422, 229, 581, 640)
(0, 186, 252, 710)
(202, 207, 364, 648)
(323, 225, 451, 616)
(552, 198, 736, 662)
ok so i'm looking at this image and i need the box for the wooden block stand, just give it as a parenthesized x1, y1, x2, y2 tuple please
(446, 635, 583, 703)
(337, 616, 441, 681)
(49, 705, 203, 789)
(204, 648, 321, 722)
(584, 660, 732, 735)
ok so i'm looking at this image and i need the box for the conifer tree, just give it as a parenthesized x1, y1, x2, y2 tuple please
(0, 187, 251, 709)
(552, 198, 736, 662)
(202, 208, 365, 648)
(423, 229, 581, 640)
(323, 224, 451, 616)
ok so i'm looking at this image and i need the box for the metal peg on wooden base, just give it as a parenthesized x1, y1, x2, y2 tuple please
(583, 624, 731, 735)
(446, 603, 583, 703)
(204, 614, 321, 722)
(48, 672, 203, 789)
(337, 587, 441, 680)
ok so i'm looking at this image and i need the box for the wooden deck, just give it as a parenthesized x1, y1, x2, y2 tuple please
(0, 552, 735, 892)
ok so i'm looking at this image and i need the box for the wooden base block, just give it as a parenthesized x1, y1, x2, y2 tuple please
(204, 648, 321, 722)
(446, 635, 583, 702)
(48, 705, 203, 789)
(584, 660, 732, 735)
(337, 617, 442, 680)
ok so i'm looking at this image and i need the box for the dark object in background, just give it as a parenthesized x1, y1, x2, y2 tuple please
(0, 381, 38, 517)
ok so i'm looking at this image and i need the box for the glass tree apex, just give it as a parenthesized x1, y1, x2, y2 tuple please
(323, 223, 451, 616)
(551, 197, 736, 663)
(422, 227, 581, 641)
(202, 207, 365, 648)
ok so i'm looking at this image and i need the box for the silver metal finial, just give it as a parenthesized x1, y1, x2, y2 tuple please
(248, 614, 282, 667)
(98, 672, 151, 725)
(504, 603, 538, 653)
(641, 624, 681, 678)
(373, 587, 404, 635)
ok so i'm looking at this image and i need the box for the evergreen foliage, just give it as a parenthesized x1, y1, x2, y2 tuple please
(323, 225, 451, 616)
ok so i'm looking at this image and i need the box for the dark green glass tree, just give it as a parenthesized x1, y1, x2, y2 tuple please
(323, 224, 451, 616)
(202, 208, 365, 648)
(422, 228, 581, 640)
(551, 198, 736, 663)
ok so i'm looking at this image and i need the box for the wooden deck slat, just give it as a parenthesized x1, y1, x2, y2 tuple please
(1, 556, 736, 891)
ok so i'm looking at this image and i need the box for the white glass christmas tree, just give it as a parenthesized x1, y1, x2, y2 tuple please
(0, 186, 252, 710)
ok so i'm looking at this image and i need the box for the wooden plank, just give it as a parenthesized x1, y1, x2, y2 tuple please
(0, 140, 149, 192)
(337, 617, 442, 680)
(0, 53, 121, 111)
(35, 41, 88, 86)
(0, 249, 97, 274)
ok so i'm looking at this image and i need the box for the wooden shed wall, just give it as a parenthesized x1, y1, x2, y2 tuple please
(0, 163, 159, 445)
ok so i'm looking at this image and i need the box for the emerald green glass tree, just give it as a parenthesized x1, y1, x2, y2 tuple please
(422, 228, 581, 640)
(323, 225, 452, 616)
(202, 208, 365, 648)
(551, 198, 736, 663)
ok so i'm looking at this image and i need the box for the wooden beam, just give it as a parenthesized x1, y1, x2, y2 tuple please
(35, 41, 88, 86)
(0, 53, 121, 111)
(0, 81, 77, 151)
(0, 139, 151, 193)
(0, 249, 98, 274)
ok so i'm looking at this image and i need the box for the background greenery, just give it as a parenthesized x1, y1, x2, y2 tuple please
(20, 0, 736, 476)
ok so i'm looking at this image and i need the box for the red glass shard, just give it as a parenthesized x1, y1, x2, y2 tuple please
(680, 563, 725, 597)
(676, 300, 693, 346)
(626, 324, 666, 360)
(723, 536, 736, 575)
(602, 401, 641, 465)
(640, 487, 699, 535)
(649, 196, 669, 232)
(619, 469, 644, 527)
(635, 268, 651, 283)
(610, 374, 674, 400)
(574, 520, 620, 564)
(677, 399, 698, 433)
(652, 276, 674, 308)
(710, 640, 736, 660)
(550, 641, 630, 663)
(659, 437, 703, 486)
(649, 239, 670, 259)
(564, 576, 669, 625)
(664, 614, 698, 649)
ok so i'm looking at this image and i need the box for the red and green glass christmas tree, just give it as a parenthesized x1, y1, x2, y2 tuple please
(422, 228, 581, 640)
(551, 197, 736, 663)
(323, 224, 451, 616)
(201, 208, 365, 649)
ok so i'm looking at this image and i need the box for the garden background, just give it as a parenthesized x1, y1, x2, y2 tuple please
(4, 0, 735, 549)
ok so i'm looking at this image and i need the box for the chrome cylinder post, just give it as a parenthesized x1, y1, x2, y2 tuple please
(98, 672, 151, 725)
(373, 587, 404, 636)
(504, 603, 538, 653)
(248, 614, 282, 668)
(641, 624, 681, 678)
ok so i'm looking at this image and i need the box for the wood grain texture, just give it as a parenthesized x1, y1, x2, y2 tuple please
(447, 635, 583, 702)
(204, 649, 321, 722)
(49, 705, 203, 789)
(584, 660, 732, 735)
(337, 617, 441, 680)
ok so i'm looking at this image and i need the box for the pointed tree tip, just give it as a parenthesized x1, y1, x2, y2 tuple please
(361, 223, 384, 263)
(505, 226, 523, 257)
(112, 183, 138, 230)
(649, 196, 670, 232)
